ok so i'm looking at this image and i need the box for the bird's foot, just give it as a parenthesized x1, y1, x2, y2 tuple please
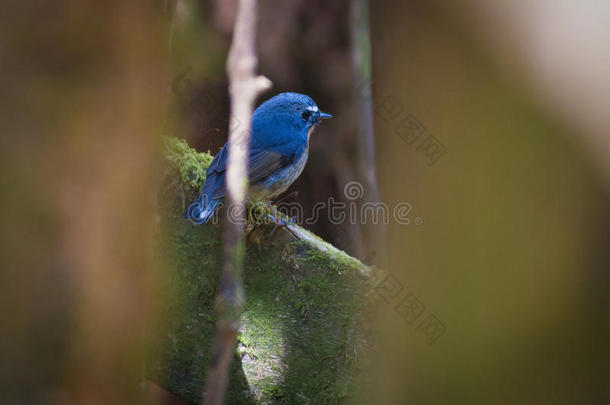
(267, 214, 297, 240)
(267, 214, 296, 226)
(264, 191, 299, 218)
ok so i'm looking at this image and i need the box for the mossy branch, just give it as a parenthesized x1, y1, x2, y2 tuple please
(150, 138, 378, 404)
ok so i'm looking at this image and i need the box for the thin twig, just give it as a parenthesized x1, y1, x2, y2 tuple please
(165, 0, 178, 59)
(202, 1, 271, 404)
(350, 0, 387, 266)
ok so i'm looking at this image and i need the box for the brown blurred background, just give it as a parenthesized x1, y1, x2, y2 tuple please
(2, 0, 610, 403)
(368, 0, 610, 404)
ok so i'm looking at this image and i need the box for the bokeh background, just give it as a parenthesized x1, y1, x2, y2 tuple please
(2, 0, 609, 403)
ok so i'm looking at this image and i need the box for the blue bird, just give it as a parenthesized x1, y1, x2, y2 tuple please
(185, 92, 332, 224)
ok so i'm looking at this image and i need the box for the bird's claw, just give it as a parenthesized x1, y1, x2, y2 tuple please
(267, 214, 296, 226)
(267, 214, 297, 240)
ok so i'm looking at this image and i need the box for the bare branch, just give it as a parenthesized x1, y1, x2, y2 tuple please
(202, 1, 271, 404)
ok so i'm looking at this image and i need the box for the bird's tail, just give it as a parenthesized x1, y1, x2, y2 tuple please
(184, 193, 221, 224)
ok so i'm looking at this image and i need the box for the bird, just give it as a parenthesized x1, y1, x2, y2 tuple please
(184, 92, 332, 224)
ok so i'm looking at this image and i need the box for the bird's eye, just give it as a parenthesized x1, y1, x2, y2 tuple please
(302, 110, 312, 120)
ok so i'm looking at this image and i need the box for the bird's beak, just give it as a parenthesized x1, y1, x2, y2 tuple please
(319, 112, 333, 119)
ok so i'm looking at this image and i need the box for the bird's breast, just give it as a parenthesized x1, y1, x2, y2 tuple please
(249, 145, 309, 201)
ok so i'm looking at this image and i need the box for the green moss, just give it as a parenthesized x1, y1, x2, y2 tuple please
(148, 138, 372, 404)
(163, 136, 213, 190)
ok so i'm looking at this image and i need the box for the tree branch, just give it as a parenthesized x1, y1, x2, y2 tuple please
(350, 0, 387, 267)
(203, 1, 271, 404)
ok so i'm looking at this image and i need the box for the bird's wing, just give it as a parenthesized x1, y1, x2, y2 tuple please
(206, 143, 228, 175)
(208, 146, 292, 199)
(248, 148, 291, 183)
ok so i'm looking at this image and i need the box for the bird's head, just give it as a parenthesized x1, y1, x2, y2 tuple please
(252, 92, 332, 140)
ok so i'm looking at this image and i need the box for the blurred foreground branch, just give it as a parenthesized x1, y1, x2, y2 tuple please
(203, 0, 271, 404)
